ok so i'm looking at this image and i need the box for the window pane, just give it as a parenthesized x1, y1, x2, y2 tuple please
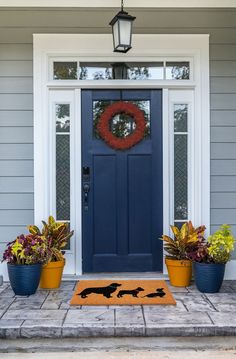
(79, 62, 164, 80)
(174, 134, 188, 220)
(54, 62, 77, 80)
(174, 104, 188, 132)
(93, 100, 150, 140)
(166, 61, 190, 80)
(56, 135, 70, 221)
(56, 104, 70, 132)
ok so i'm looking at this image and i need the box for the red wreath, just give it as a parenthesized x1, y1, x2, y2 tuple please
(97, 101, 146, 150)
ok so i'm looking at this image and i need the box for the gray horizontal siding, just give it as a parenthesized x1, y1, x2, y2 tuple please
(0, 111, 33, 126)
(211, 209, 236, 225)
(211, 111, 236, 126)
(0, 177, 33, 192)
(211, 160, 236, 175)
(211, 193, 236, 209)
(211, 95, 236, 110)
(0, 127, 33, 143)
(0, 160, 33, 176)
(0, 78, 33, 94)
(211, 143, 236, 159)
(0, 210, 34, 226)
(211, 127, 236, 142)
(0, 94, 33, 110)
(0, 194, 34, 209)
(0, 7, 236, 256)
(211, 176, 236, 192)
(0, 61, 33, 77)
(0, 144, 33, 160)
(210, 78, 236, 94)
(0, 226, 28, 241)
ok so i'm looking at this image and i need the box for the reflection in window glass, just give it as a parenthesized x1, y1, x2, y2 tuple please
(174, 104, 188, 221)
(79, 62, 164, 80)
(55, 104, 70, 248)
(54, 62, 77, 80)
(174, 104, 188, 132)
(166, 61, 190, 80)
(93, 100, 150, 140)
(56, 104, 70, 132)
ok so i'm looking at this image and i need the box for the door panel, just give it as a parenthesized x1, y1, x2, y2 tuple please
(82, 89, 162, 272)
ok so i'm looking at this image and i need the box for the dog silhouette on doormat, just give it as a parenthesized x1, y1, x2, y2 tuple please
(117, 287, 144, 298)
(77, 283, 122, 298)
(142, 288, 166, 298)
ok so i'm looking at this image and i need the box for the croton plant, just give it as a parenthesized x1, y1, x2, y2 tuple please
(161, 221, 206, 260)
(27, 216, 74, 262)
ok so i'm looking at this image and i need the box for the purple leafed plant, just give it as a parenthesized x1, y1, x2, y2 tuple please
(2, 234, 50, 265)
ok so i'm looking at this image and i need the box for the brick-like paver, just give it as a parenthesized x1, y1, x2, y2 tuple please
(0, 280, 236, 338)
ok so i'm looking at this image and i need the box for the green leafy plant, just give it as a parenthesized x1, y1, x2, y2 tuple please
(207, 224, 235, 264)
(2, 234, 49, 265)
(161, 221, 206, 260)
(28, 216, 74, 262)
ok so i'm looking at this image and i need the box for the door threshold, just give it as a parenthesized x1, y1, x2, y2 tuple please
(63, 272, 168, 281)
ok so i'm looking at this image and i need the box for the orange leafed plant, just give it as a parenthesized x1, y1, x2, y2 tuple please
(161, 221, 206, 260)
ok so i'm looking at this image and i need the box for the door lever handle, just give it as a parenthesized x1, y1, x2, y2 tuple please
(83, 183, 90, 211)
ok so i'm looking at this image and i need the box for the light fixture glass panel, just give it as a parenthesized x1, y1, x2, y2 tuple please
(119, 19, 131, 46)
(113, 21, 119, 49)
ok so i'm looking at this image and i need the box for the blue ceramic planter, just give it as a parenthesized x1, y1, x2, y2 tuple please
(193, 262, 225, 293)
(7, 263, 42, 296)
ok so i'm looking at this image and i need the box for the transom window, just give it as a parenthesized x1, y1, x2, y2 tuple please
(52, 60, 191, 81)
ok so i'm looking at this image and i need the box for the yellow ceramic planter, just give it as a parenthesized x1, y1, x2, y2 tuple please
(40, 260, 65, 289)
(165, 258, 192, 287)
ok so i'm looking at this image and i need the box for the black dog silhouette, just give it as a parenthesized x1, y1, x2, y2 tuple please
(142, 288, 166, 298)
(117, 287, 144, 298)
(77, 283, 121, 298)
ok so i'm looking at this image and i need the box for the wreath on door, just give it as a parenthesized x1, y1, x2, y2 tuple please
(97, 101, 146, 150)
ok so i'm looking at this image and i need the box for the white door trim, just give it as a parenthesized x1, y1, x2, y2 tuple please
(33, 34, 210, 275)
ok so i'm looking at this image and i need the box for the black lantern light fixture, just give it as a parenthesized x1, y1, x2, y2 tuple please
(109, 0, 136, 53)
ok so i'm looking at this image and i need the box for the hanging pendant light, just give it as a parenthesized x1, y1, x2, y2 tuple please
(109, 0, 136, 53)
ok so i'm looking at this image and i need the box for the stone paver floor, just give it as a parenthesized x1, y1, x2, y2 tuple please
(0, 280, 236, 338)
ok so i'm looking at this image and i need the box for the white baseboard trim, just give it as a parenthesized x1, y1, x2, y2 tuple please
(224, 260, 236, 280)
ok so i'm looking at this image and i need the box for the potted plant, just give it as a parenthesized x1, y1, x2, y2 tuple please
(188, 224, 235, 293)
(161, 221, 206, 287)
(28, 216, 74, 289)
(2, 234, 49, 295)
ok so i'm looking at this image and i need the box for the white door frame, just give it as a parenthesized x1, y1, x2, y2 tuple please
(33, 34, 210, 275)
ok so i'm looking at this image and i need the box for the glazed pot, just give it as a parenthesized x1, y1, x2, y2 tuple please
(193, 262, 225, 293)
(165, 258, 192, 287)
(7, 263, 42, 296)
(39, 259, 65, 289)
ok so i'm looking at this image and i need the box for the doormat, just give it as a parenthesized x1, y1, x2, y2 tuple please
(70, 280, 176, 306)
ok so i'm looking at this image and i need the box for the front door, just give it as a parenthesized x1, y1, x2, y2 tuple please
(82, 90, 162, 272)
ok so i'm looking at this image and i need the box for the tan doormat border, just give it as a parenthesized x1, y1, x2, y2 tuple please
(70, 280, 176, 306)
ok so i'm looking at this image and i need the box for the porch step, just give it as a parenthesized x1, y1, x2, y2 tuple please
(1, 280, 236, 340)
(1, 337, 236, 353)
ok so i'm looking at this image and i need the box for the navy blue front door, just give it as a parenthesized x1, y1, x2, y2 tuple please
(82, 90, 162, 272)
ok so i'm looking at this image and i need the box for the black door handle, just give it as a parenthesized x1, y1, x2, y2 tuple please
(83, 183, 90, 211)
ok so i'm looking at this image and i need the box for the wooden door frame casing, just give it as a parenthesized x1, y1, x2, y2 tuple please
(33, 34, 210, 275)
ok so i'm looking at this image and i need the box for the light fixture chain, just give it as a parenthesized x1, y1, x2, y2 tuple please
(121, 0, 124, 11)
